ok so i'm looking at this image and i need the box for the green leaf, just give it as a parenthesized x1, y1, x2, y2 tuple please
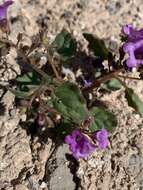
(10, 89, 33, 99)
(16, 72, 41, 92)
(56, 121, 75, 138)
(11, 72, 40, 99)
(53, 82, 88, 123)
(125, 87, 143, 115)
(83, 33, 109, 60)
(90, 106, 117, 132)
(16, 72, 40, 84)
(102, 78, 122, 91)
(16, 72, 33, 83)
(90, 121, 98, 132)
(52, 30, 77, 57)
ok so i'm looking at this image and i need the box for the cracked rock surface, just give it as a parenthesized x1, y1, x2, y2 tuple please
(44, 144, 76, 190)
(0, 91, 32, 190)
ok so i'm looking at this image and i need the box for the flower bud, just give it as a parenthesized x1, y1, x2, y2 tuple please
(37, 113, 46, 126)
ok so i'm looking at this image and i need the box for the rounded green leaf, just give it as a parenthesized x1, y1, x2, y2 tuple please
(102, 78, 122, 91)
(125, 87, 143, 115)
(90, 106, 117, 132)
(53, 82, 88, 123)
(52, 30, 77, 57)
(83, 33, 109, 60)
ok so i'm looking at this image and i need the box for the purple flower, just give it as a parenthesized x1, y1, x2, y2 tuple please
(0, 0, 13, 21)
(65, 130, 96, 159)
(122, 24, 143, 42)
(93, 128, 109, 149)
(83, 79, 92, 88)
(122, 24, 143, 68)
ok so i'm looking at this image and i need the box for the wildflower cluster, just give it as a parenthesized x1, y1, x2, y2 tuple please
(1, 1, 143, 160)
(122, 24, 143, 68)
(65, 129, 108, 159)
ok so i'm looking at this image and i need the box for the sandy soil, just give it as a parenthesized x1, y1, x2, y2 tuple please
(0, 0, 143, 190)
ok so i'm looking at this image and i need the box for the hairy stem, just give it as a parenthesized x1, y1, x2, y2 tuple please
(84, 68, 124, 92)
(47, 50, 61, 81)
(117, 74, 141, 81)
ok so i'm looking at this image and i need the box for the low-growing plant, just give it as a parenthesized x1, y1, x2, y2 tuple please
(1, 1, 143, 159)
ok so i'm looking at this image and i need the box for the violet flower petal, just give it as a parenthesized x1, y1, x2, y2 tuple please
(122, 24, 133, 36)
(123, 40, 143, 67)
(122, 25, 143, 68)
(83, 79, 92, 88)
(65, 130, 96, 159)
(0, 0, 13, 21)
(93, 128, 109, 149)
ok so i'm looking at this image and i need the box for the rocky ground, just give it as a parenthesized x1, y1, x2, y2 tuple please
(0, 0, 143, 190)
